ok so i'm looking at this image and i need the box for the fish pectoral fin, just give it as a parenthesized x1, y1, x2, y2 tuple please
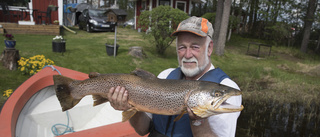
(122, 108, 138, 122)
(93, 95, 109, 106)
(174, 110, 187, 122)
(89, 72, 100, 79)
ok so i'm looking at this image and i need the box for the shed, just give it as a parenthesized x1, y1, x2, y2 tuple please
(106, 9, 127, 25)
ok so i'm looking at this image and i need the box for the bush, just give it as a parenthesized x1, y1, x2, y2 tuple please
(264, 22, 292, 46)
(138, 6, 189, 55)
(125, 25, 133, 29)
(202, 12, 216, 24)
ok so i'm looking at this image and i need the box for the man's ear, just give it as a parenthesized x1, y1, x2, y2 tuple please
(208, 40, 214, 56)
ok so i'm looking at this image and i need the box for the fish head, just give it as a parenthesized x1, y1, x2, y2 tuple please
(187, 83, 244, 118)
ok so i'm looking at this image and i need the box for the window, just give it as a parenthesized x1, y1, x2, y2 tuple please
(141, 0, 146, 10)
(159, 0, 170, 6)
(176, 1, 186, 12)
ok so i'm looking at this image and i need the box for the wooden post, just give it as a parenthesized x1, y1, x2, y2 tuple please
(114, 25, 117, 58)
(0, 49, 20, 70)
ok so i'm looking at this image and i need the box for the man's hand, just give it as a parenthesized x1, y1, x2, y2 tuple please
(107, 86, 132, 111)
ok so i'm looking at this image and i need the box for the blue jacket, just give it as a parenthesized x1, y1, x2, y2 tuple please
(151, 67, 230, 137)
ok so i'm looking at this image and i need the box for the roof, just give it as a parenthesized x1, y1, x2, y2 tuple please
(106, 9, 127, 16)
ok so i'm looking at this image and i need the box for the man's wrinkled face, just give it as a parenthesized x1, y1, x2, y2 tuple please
(177, 32, 211, 78)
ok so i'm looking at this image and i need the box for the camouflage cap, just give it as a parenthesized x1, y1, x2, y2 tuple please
(171, 16, 214, 38)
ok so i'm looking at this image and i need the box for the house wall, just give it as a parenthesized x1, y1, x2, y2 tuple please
(32, 0, 59, 24)
(135, 0, 190, 29)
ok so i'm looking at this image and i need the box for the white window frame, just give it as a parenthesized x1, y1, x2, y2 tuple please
(157, 0, 172, 7)
(175, 1, 187, 13)
(141, 0, 147, 10)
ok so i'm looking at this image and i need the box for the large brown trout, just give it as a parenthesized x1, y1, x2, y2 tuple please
(53, 69, 243, 122)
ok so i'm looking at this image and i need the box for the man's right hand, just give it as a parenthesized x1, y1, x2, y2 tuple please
(107, 86, 132, 111)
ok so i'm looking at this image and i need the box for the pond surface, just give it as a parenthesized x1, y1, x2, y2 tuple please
(236, 100, 320, 137)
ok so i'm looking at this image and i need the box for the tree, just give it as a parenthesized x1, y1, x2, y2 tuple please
(138, 6, 189, 55)
(300, 0, 318, 53)
(213, 0, 232, 56)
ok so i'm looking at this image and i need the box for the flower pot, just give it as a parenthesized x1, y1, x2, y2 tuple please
(105, 43, 119, 56)
(48, 6, 58, 11)
(52, 41, 66, 52)
(4, 40, 16, 49)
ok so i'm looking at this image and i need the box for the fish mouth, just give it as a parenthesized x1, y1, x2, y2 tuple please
(191, 89, 243, 118)
(213, 102, 244, 113)
(211, 93, 243, 113)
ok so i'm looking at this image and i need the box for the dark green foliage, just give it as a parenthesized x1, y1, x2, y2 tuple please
(201, 13, 216, 24)
(264, 22, 293, 46)
(138, 6, 189, 55)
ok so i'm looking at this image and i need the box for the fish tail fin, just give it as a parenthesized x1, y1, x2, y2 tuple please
(122, 108, 137, 122)
(53, 75, 81, 111)
(92, 95, 109, 106)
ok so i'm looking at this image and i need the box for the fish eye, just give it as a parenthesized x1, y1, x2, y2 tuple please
(215, 92, 221, 97)
(211, 91, 222, 97)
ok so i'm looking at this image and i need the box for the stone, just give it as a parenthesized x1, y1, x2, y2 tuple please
(128, 46, 146, 58)
(1, 49, 20, 70)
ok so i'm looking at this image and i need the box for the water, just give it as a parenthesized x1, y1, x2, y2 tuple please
(236, 99, 320, 137)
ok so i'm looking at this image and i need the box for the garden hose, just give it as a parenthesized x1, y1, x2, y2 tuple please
(62, 25, 76, 34)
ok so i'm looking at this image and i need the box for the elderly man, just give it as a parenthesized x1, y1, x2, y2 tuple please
(107, 16, 242, 137)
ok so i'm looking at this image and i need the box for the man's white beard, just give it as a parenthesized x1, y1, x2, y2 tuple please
(180, 56, 209, 78)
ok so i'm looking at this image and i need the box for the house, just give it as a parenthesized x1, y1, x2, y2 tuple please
(0, 0, 63, 25)
(129, 0, 204, 29)
(0, 0, 63, 35)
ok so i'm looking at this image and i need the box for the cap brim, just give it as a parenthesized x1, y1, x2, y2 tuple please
(171, 30, 207, 37)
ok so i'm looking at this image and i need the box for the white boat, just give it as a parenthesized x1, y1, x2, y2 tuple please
(0, 66, 143, 137)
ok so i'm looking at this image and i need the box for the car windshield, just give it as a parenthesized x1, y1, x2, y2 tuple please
(89, 10, 107, 17)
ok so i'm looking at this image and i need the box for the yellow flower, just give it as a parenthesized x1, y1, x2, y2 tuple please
(3, 89, 13, 97)
(18, 55, 55, 75)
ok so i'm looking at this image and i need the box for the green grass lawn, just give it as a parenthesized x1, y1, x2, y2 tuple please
(1, 27, 320, 108)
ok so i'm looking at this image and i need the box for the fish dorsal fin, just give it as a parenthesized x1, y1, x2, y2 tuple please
(122, 108, 138, 122)
(131, 69, 156, 79)
(89, 72, 100, 78)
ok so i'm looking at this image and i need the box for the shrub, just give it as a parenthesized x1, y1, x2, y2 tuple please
(138, 6, 189, 55)
(202, 12, 216, 24)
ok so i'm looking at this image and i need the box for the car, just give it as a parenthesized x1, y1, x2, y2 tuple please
(78, 9, 116, 32)
(123, 19, 134, 27)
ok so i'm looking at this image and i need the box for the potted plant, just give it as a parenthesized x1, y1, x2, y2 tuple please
(66, 6, 77, 12)
(105, 40, 119, 56)
(53, 20, 59, 25)
(48, 5, 58, 11)
(3, 33, 16, 49)
(52, 35, 66, 52)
